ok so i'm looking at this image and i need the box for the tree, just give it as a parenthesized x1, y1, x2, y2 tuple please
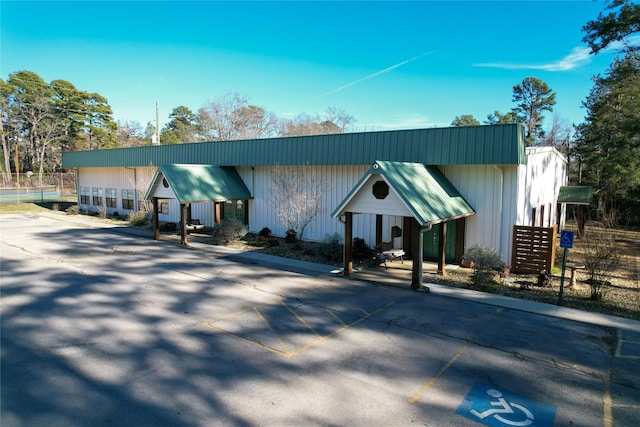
(278, 108, 351, 136)
(450, 115, 480, 127)
(574, 54, 640, 225)
(512, 77, 556, 145)
(161, 105, 199, 144)
(117, 120, 145, 147)
(582, 0, 640, 56)
(269, 164, 325, 241)
(484, 110, 519, 125)
(198, 93, 278, 141)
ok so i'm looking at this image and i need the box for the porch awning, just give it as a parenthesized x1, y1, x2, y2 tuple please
(144, 164, 252, 203)
(557, 186, 592, 205)
(332, 161, 475, 227)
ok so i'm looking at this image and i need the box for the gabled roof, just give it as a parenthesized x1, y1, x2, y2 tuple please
(62, 124, 526, 168)
(144, 164, 252, 203)
(332, 161, 475, 227)
(558, 186, 593, 205)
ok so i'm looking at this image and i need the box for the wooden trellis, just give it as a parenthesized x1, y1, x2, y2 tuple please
(511, 225, 557, 274)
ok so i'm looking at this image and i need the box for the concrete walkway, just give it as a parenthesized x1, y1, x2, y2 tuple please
(36, 211, 640, 332)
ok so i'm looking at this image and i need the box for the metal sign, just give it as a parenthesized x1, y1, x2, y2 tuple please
(559, 230, 574, 249)
(456, 381, 556, 426)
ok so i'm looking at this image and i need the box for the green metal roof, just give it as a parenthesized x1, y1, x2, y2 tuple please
(332, 160, 475, 227)
(63, 124, 526, 168)
(144, 164, 252, 203)
(557, 186, 593, 205)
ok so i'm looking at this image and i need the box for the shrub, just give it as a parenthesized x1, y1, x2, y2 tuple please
(220, 218, 248, 241)
(353, 237, 374, 260)
(463, 244, 503, 288)
(581, 235, 620, 300)
(66, 205, 80, 215)
(127, 210, 149, 226)
(317, 233, 343, 263)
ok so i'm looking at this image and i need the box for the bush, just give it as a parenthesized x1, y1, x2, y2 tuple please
(127, 210, 149, 226)
(463, 244, 503, 288)
(582, 236, 620, 300)
(353, 237, 374, 260)
(317, 233, 343, 263)
(220, 218, 248, 241)
(66, 205, 80, 215)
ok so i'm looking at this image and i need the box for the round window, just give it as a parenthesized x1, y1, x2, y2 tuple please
(162, 177, 169, 188)
(372, 180, 389, 199)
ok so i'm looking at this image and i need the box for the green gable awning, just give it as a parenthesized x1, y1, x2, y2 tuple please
(144, 164, 252, 203)
(558, 186, 592, 205)
(332, 161, 475, 227)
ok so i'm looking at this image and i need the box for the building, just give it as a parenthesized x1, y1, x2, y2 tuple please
(62, 124, 567, 276)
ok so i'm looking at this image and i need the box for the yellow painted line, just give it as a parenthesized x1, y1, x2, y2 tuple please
(204, 299, 280, 323)
(326, 308, 347, 327)
(282, 300, 322, 338)
(203, 299, 397, 359)
(254, 306, 291, 355)
(285, 301, 397, 358)
(603, 369, 613, 427)
(408, 308, 503, 404)
(204, 323, 289, 357)
(408, 343, 470, 404)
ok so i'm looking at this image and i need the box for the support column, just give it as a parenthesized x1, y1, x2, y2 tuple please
(214, 202, 222, 224)
(152, 197, 160, 240)
(180, 203, 188, 246)
(375, 214, 383, 245)
(411, 218, 423, 290)
(343, 212, 353, 276)
(437, 222, 447, 276)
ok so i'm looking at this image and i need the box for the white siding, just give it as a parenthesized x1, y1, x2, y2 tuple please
(75, 148, 567, 262)
(517, 147, 568, 228)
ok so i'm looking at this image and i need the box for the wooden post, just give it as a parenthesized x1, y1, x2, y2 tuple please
(577, 205, 585, 239)
(375, 214, 383, 245)
(152, 197, 160, 240)
(180, 203, 188, 246)
(411, 218, 423, 290)
(437, 222, 447, 276)
(343, 212, 353, 276)
(214, 202, 222, 224)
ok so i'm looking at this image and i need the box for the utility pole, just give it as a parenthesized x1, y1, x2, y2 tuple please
(156, 101, 160, 145)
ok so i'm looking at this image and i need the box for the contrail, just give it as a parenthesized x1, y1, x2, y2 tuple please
(316, 51, 434, 98)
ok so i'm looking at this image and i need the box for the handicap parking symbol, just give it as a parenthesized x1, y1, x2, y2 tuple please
(456, 382, 556, 427)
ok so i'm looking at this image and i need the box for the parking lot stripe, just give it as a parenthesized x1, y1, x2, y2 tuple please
(408, 343, 470, 404)
(254, 306, 292, 355)
(282, 300, 322, 338)
(408, 308, 504, 404)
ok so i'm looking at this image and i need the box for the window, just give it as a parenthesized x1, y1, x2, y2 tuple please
(106, 188, 117, 208)
(80, 187, 90, 205)
(122, 189, 135, 210)
(372, 181, 389, 199)
(159, 201, 169, 214)
(92, 188, 103, 206)
(223, 199, 247, 224)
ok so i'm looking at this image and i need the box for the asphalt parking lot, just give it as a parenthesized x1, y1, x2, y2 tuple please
(1, 212, 639, 426)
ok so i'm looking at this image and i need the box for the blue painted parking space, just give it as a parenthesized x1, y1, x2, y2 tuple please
(456, 381, 556, 426)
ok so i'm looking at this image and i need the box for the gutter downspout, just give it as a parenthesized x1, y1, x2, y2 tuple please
(494, 165, 504, 259)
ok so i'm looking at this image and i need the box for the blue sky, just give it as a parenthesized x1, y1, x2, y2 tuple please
(0, 1, 623, 132)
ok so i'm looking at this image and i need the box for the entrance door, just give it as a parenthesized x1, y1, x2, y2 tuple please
(423, 222, 457, 262)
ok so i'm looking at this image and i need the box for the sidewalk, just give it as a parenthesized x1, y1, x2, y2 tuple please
(36, 211, 640, 332)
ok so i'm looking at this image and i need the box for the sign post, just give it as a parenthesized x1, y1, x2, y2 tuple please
(558, 230, 574, 306)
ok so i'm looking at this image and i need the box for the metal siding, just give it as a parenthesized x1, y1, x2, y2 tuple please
(62, 124, 526, 168)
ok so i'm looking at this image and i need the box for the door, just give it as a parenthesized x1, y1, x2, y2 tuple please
(423, 222, 457, 262)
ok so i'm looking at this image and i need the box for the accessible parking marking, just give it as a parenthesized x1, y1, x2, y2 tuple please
(202, 296, 396, 358)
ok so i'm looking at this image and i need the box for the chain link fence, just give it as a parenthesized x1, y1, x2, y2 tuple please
(0, 172, 76, 205)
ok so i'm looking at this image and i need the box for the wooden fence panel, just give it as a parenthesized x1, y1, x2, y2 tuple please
(511, 225, 557, 274)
